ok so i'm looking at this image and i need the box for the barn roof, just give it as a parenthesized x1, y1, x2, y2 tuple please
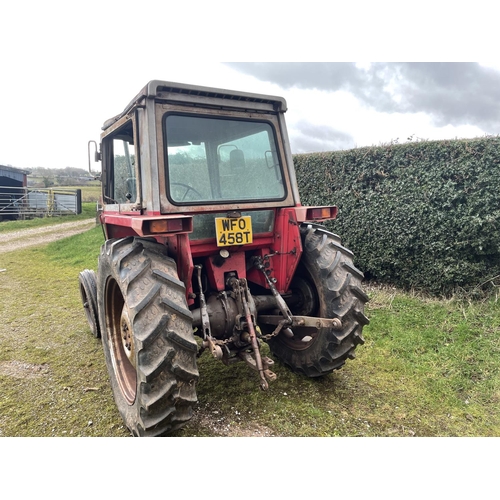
(0, 165, 30, 182)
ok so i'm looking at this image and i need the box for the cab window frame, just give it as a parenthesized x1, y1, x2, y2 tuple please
(162, 112, 288, 206)
(102, 118, 140, 209)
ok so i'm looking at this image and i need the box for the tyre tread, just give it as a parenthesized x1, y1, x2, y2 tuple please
(267, 224, 369, 377)
(97, 236, 198, 437)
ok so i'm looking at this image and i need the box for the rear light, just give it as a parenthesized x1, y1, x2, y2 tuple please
(149, 219, 184, 233)
(305, 206, 338, 221)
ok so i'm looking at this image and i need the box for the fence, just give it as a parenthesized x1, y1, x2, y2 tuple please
(0, 186, 82, 220)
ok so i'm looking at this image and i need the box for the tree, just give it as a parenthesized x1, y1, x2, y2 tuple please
(42, 176, 53, 188)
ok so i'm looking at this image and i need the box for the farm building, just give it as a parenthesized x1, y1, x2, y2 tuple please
(0, 165, 30, 220)
(0, 164, 30, 188)
(0, 165, 81, 221)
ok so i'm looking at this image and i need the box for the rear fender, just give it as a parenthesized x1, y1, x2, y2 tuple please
(165, 233, 195, 306)
(246, 208, 302, 294)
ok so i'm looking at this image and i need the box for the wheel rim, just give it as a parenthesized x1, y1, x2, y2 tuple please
(105, 278, 137, 405)
(289, 275, 318, 316)
(280, 273, 321, 350)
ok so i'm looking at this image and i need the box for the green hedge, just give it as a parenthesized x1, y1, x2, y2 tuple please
(294, 137, 500, 296)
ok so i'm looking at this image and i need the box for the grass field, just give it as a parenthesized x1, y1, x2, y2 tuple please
(1, 218, 498, 438)
(66, 183, 101, 202)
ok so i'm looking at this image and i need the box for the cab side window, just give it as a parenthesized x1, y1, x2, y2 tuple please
(103, 121, 137, 205)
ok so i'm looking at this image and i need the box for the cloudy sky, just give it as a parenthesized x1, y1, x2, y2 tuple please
(0, 1, 498, 171)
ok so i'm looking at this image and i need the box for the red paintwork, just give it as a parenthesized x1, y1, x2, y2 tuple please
(245, 208, 302, 293)
(100, 205, 336, 301)
(204, 251, 247, 292)
(100, 212, 192, 240)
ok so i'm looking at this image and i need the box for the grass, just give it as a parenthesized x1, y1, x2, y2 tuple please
(188, 288, 500, 437)
(0, 221, 499, 437)
(63, 183, 101, 202)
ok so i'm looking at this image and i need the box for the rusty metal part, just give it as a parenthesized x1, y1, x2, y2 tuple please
(229, 277, 269, 390)
(202, 337, 223, 360)
(195, 265, 211, 339)
(258, 315, 342, 331)
(192, 271, 279, 389)
(239, 352, 277, 383)
(251, 255, 299, 340)
(252, 256, 293, 325)
(195, 265, 222, 360)
(120, 307, 135, 364)
(105, 279, 137, 405)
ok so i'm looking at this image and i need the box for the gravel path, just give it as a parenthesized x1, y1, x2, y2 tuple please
(0, 219, 96, 254)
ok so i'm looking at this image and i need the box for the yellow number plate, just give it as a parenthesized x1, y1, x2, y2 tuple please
(215, 216, 253, 247)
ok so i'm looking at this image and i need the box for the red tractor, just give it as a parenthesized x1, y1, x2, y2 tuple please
(79, 80, 369, 436)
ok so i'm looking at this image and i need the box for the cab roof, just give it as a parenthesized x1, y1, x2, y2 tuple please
(102, 80, 288, 131)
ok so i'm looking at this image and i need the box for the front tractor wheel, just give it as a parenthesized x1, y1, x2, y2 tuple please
(79, 269, 100, 338)
(267, 224, 370, 377)
(97, 237, 199, 436)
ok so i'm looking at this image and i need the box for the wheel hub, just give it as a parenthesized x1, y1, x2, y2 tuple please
(289, 276, 318, 316)
(120, 309, 135, 368)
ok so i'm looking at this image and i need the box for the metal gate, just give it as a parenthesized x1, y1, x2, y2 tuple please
(0, 186, 82, 220)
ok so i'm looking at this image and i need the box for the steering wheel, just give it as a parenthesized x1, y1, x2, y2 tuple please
(171, 182, 203, 201)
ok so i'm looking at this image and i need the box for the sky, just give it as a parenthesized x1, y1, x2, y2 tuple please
(1, 1, 498, 171)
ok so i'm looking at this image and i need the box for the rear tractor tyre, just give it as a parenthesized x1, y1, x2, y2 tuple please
(267, 223, 370, 377)
(97, 237, 199, 436)
(79, 269, 100, 338)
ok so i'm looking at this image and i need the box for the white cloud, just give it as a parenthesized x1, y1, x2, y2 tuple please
(1, 4, 497, 169)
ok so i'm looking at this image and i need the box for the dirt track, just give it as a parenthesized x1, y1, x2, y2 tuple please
(0, 219, 96, 255)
